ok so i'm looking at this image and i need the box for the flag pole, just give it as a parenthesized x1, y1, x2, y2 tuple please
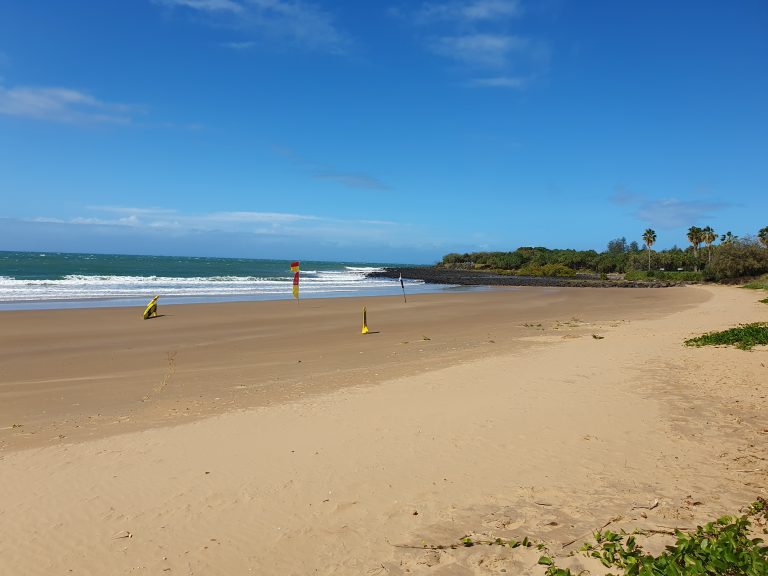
(399, 273, 407, 303)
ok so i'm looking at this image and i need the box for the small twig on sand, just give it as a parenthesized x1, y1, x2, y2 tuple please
(632, 527, 680, 537)
(562, 515, 623, 548)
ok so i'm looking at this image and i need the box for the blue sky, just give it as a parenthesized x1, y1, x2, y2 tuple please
(0, 0, 766, 263)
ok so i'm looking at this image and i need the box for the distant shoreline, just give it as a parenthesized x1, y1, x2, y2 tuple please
(368, 266, 679, 287)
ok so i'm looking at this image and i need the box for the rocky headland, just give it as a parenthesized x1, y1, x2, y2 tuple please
(368, 267, 679, 288)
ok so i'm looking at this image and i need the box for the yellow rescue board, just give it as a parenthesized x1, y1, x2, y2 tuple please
(143, 296, 159, 320)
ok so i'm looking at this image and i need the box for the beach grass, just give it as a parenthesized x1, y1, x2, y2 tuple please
(685, 322, 768, 350)
(741, 274, 768, 304)
(742, 274, 768, 290)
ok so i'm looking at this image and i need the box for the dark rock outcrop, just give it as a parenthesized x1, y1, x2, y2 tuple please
(367, 267, 678, 288)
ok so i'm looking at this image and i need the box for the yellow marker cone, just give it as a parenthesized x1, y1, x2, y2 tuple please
(143, 295, 160, 320)
(361, 307, 369, 334)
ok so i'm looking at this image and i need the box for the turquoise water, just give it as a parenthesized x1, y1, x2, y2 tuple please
(0, 251, 451, 310)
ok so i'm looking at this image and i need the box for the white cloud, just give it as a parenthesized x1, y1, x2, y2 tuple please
(397, 2, 549, 88)
(75, 207, 318, 229)
(430, 33, 529, 68)
(429, 33, 549, 73)
(157, 0, 243, 12)
(222, 40, 257, 49)
(158, 0, 348, 54)
(469, 76, 526, 88)
(89, 206, 179, 215)
(418, 0, 522, 23)
(206, 211, 319, 223)
(0, 84, 134, 123)
(25, 206, 421, 255)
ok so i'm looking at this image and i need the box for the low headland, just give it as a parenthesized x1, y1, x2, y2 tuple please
(368, 266, 679, 287)
(374, 232, 768, 289)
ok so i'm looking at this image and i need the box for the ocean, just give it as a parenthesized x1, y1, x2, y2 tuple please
(0, 251, 454, 310)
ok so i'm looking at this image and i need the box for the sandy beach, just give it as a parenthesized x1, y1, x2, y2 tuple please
(1, 286, 766, 575)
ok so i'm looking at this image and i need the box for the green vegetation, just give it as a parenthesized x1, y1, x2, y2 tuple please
(759, 227, 768, 249)
(440, 226, 768, 282)
(685, 323, 768, 350)
(742, 274, 768, 304)
(702, 226, 717, 264)
(704, 240, 768, 281)
(517, 263, 576, 277)
(565, 500, 768, 575)
(743, 274, 768, 291)
(643, 229, 657, 271)
(687, 226, 704, 271)
(417, 500, 768, 575)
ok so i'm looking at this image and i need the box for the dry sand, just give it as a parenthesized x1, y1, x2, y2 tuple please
(1, 286, 766, 575)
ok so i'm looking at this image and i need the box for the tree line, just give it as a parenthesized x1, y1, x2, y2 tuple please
(440, 226, 768, 280)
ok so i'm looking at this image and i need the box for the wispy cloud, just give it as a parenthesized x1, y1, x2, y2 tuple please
(610, 187, 727, 229)
(87, 206, 179, 216)
(271, 144, 390, 191)
(0, 84, 135, 124)
(21, 206, 427, 254)
(314, 171, 389, 191)
(430, 33, 530, 68)
(635, 199, 726, 229)
(221, 40, 257, 50)
(416, 0, 523, 23)
(78, 206, 319, 228)
(610, 186, 644, 207)
(157, 0, 349, 54)
(469, 76, 526, 87)
(159, 0, 243, 12)
(396, 1, 547, 89)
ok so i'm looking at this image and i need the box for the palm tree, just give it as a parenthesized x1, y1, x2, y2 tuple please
(702, 226, 716, 263)
(687, 226, 703, 271)
(758, 226, 768, 249)
(642, 228, 656, 271)
(720, 231, 737, 244)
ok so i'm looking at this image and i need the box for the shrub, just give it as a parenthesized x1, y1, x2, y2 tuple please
(705, 238, 768, 280)
(517, 263, 576, 277)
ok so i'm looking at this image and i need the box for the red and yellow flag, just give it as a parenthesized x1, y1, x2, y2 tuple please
(291, 261, 300, 299)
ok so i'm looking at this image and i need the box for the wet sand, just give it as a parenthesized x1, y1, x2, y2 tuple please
(1, 287, 702, 450)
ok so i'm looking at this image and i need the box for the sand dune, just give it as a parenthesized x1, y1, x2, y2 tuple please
(1, 286, 766, 575)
